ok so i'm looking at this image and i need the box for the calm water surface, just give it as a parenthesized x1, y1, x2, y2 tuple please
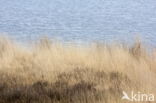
(0, 0, 156, 45)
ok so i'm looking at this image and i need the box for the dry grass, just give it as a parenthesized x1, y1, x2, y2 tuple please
(0, 37, 156, 103)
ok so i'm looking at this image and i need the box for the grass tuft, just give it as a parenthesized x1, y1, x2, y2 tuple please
(0, 37, 155, 103)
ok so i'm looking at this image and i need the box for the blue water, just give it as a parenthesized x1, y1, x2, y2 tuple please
(0, 0, 156, 45)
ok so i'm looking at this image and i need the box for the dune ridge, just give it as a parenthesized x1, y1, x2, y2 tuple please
(0, 37, 156, 103)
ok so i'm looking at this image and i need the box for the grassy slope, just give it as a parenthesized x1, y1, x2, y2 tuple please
(0, 37, 156, 103)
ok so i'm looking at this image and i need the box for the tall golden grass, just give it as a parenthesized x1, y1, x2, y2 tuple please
(0, 37, 156, 103)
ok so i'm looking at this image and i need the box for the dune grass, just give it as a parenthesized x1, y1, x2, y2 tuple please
(0, 37, 156, 103)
